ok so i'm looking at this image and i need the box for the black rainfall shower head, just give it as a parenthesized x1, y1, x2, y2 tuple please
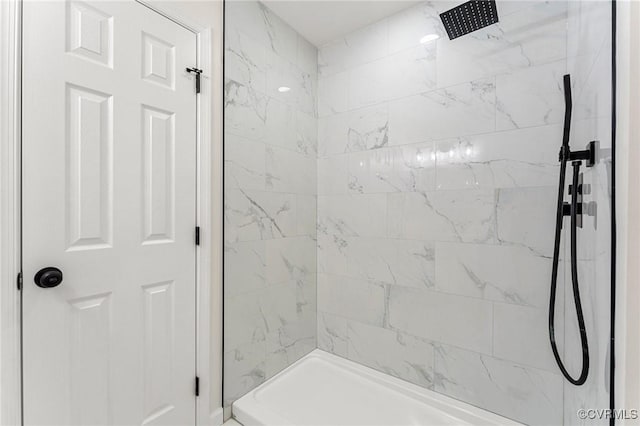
(439, 0, 499, 40)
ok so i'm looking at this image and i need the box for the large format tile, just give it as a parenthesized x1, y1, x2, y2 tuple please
(436, 1, 567, 88)
(317, 273, 387, 327)
(318, 72, 349, 117)
(224, 240, 266, 297)
(434, 125, 561, 190)
(388, 286, 493, 354)
(224, 291, 267, 349)
(224, 79, 267, 141)
(265, 146, 315, 194)
(318, 113, 349, 156)
(227, 0, 610, 421)
(496, 60, 567, 130)
(318, 156, 348, 195)
(265, 236, 316, 285)
(224, 133, 266, 191)
(346, 238, 435, 289)
(388, 190, 496, 243)
(493, 303, 559, 372)
(347, 147, 416, 194)
(225, 189, 296, 243)
(317, 194, 387, 238)
(387, 2, 444, 54)
(295, 110, 318, 156)
(496, 186, 556, 257)
(389, 79, 496, 145)
(317, 312, 349, 357)
(263, 97, 296, 149)
(318, 19, 389, 77)
(316, 233, 349, 276)
(435, 242, 551, 308)
(223, 341, 266, 406)
(347, 104, 390, 151)
(296, 194, 316, 236)
(225, 28, 267, 94)
(386, 43, 438, 100)
(434, 344, 564, 425)
(348, 58, 394, 110)
(347, 321, 436, 389)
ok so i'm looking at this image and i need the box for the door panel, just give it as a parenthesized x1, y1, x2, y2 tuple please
(22, 1, 198, 424)
(66, 83, 114, 250)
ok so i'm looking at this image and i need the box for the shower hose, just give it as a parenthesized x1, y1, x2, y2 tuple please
(548, 74, 589, 386)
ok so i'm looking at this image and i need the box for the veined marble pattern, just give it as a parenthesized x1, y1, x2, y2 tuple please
(388, 190, 497, 243)
(317, 273, 387, 327)
(225, 189, 296, 243)
(346, 238, 435, 288)
(435, 242, 551, 308)
(496, 60, 567, 130)
(496, 186, 557, 257)
(224, 341, 266, 406)
(563, 3, 613, 424)
(347, 321, 435, 389)
(347, 104, 390, 151)
(225, 79, 267, 141)
(434, 125, 561, 190)
(225, 133, 266, 191)
(314, 1, 607, 425)
(223, 0, 612, 424)
(224, 0, 318, 408)
(436, 1, 568, 88)
(388, 286, 493, 354)
(389, 78, 496, 145)
(434, 344, 564, 426)
(317, 312, 348, 357)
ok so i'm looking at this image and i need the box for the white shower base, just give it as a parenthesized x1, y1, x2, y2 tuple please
(232, 350, 521, 426)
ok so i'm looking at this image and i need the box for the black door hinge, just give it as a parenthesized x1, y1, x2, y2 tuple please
(195, 376, 200, 397)
(186, 67, 203, 94)
(195, 226, 200, 246)
(16, 272, 22, 291)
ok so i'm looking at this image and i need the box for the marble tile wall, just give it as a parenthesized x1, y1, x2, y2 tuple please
(223, 0, 318, 406)
(316, 2, 575, 425)
(564, 1, 613, 425)
(223, 0, 613, 423)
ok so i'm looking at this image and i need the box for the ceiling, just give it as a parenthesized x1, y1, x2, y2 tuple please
(261, 1, 422, 46)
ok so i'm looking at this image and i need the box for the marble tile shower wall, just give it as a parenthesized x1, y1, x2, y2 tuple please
(564, 1, 613, 425)
(316, 2, 573, 424)
(223, 0, 318, 406)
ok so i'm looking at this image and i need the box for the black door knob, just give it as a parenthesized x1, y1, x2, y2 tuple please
(34, 267, 63, 288)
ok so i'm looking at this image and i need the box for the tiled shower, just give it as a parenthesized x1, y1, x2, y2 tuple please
(223, 0, 613, 424)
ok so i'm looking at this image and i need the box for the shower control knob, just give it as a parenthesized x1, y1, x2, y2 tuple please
(34, 267, 63, 288)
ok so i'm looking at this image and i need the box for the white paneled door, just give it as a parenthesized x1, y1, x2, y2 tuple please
(22, 1, 198, 424)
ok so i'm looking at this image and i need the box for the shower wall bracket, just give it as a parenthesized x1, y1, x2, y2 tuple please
(559, 140, 598, 167)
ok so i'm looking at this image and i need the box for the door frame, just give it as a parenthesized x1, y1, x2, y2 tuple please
(615, 0, 640, 417)
(0, 0, 22, 424)
(0, 1, 223, 424)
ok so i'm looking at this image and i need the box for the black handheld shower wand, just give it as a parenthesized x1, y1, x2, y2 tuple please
(549, 74, 595, 386)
